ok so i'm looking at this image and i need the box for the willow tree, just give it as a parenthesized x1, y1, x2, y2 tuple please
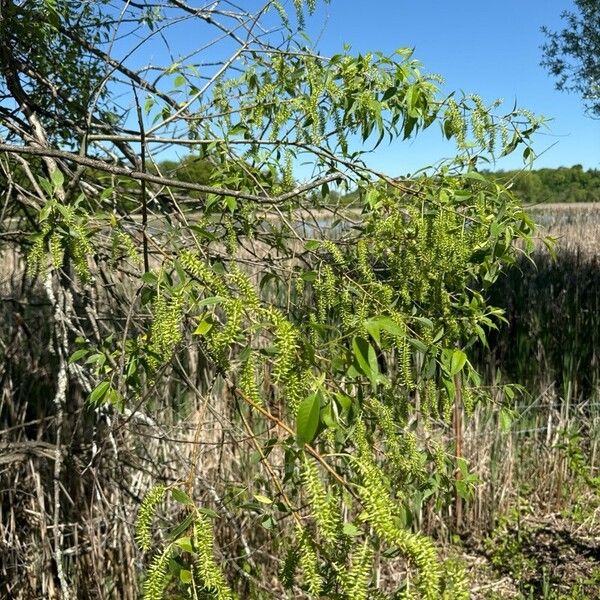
(0, 1, 541, 598)
(541, 0, 600, 118)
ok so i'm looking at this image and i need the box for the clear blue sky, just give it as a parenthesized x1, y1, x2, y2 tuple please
(303, 0, 599, 175)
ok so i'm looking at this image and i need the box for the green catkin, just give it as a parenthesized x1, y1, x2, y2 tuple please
(269, 309, 298, 385)
(149, 292, 184, 366)
(228, 265, 260, 309)
(295, 273, 305, 302)
(271, 102, 291, 141)
(462, 384, 475, 416)
(49, 232, 63, 268)
(302, 457, 341, 545)
(136, 484, 166, 551)
(353, 420, 441, 599)
(441, 558, 470, 600)
(356, 239, 373, 282)
(29, 203, 94, 280)
(340, 288, 353, 329)
(281, 547, 299, 590)
(401, 336, 414, 390)
(179, 250, 228, 297)
(143, 545, 174, 600)
(224, 217, 237, 255)
(315, 265, 336, 322)
(111, 229, 140, 265)
(193, 516, 233, 600)
(370, 399, 425, 484)
(439, 386, 452, 423)
(284, 370, 309, 416)
(297, 527, 322, 597)
(342, 541, 373, 600)
(305, 60, 323, 143)
(282, 149, 294, 189)
(422, 379, 438, 421)
(431, 439, 448, 476)
(240, 351, 262, 405)
(208, 298, 243, 368)
(322, 240, 346, 267)
(445, 98, 466, 148)
(70, 223, 93, 281)
(27, 231, 47, 276)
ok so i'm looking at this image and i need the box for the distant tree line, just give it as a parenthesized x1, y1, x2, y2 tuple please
(153, 159, 600, 205)
(486, 165, 600, 204)
(147, 160, 600, 207)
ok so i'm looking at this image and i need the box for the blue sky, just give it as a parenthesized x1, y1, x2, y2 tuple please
(303, 0, 599, 174)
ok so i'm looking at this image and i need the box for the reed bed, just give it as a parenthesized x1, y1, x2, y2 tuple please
(457, 204, 600, 597)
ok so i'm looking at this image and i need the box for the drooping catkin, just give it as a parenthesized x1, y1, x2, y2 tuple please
(302, 457, 341, 545)
(193, 515, 233, 600)
(136, 484, 166, 552)
(142, 545, 173, 600)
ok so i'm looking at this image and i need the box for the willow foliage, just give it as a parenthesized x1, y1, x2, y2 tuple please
(1, 1, 544, 598)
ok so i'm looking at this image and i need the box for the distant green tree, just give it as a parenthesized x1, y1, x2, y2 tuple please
(541, 0, 600, 117)
(157, 157, 213, 185)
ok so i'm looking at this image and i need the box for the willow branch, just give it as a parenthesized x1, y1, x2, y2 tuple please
(0, 143, 340, 203)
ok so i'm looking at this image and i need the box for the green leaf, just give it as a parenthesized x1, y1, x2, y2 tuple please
(171, 488, 193, 505)
(253, 494, 273, 505)
(382, 86, 397, 102)
(352, 336, 382, 386)
(342, 522, 361, 537)
(193, 315, 213, 336)
(168, 513, 194, 540)
(38, 177, 53, 196)
(320, 401, 336, 428)
(364, 319, 381, 346)
(408, 338, 428, 353)
(89, 381, 110, 405)
(499, 408, 513, 433)
(260, 514, 277, 530)
(179, 569, 192, 583)
(449, 349, 467, 376)
(144, 96, 155, 115)
(39, 201, 54, 222)
(50, 169, 64, 190)
(296, 393, 320, 445)
(141, 272, 158, 285)
(412, 316, 434, 329)
(304, 240, 320, 251)
(108, 389, 124, 413)
(197, 296, 226, 307)
(175, 537, 193, 552)
(197, 507, 220, 519)
(301, 270, 318, 282)
(442, 376, 455, 403)
(68, 348, 88, 363)
(352, 336, 371, 375)
(335, 392, 353, 413)
(366, 316, 406, 342)
(225, 196, 237, 213)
